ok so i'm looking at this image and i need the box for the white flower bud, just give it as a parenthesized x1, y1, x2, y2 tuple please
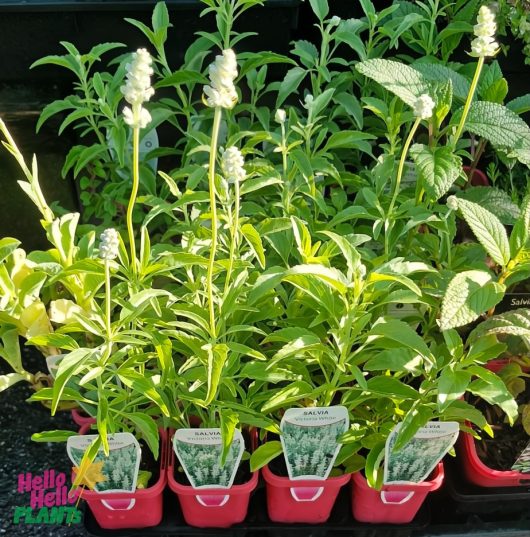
(221, 146, 246, 184)
(99, 228, 120, 261)
(275, 108, 287, 124)
(358, 264, 366, 279)
(470, 6, 499, 57)
(203, 49, 238, 109)
(413, 94, 435, 119)
(304, 94, 314, 108)
(446, 195, 459, 211)
(330, 16, 341, 27)
(121, 49, 154, 128)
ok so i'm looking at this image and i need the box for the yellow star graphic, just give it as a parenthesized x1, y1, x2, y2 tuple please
(73, 460, 108, 490)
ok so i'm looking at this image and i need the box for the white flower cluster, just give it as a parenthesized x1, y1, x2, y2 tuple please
(275, 108, 287, 124)
(413, 94, 435, 120)
(203, 49, 238, 109)
(470, 5, 499, 57)
(99, 228, 120, 261)
(446, 195, 459, 211)
(121, 48, 154, 128)
(221, 146, 246, 184)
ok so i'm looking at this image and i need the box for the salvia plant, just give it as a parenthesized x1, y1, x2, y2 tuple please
(0, 0, 529, 491)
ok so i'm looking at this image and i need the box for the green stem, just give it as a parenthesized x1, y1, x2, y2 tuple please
(452, 56, 484, 149)
(104, 261, 112, 339)
(207, 107, 223, 341)
(223, 178, 240, 302)
(126, 126, 140, 277)
(385, 118, 421, 256)
(280, 123, 290, 214)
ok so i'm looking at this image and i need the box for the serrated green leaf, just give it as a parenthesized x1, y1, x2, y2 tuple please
(356, 59, 432, 107)
(412, 63, 470, 102)
(410, 144, 462, 201)
(439, 270, 504, 330)
(457, 187, 520, 226)
(454, 197, 511, 266)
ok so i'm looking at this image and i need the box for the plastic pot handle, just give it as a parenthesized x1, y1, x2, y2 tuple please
(196, 494, 230, 507)
(101, 499, 136, 511)
(289, 486, 324, 502)
(380, 491, 414, 505)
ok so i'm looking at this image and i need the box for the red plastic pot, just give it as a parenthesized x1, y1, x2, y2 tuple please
(75, 425, 167, 530)
(167, 442, 258, 528)
(262, 464, 350, 523)
(459, 358, 530, 488)
(459, 432, 530, 488)
(463, 166, 489, 186)
(351, 463, 444, 524)
(71, 409, 96, 427)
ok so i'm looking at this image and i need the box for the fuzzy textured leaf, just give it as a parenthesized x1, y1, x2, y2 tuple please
(439, 271, 504, 330)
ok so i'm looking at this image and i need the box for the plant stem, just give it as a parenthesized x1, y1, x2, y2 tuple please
(104, 260, 112, 339)
(384, 117, 421, 256)
(126, 126, 140, 277)
(207, 107, 223, 341)
(452, 56, 484, 149)
(223, 177, 240, 300)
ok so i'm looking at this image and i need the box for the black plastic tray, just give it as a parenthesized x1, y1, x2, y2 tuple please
(83, 477, 530, 537)
(443, 456, 530, 516)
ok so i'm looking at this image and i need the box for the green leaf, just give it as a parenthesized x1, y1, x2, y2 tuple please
(240, 176, 282, 195)
(241, 223, 265, 268)
(261, 381, 314, 413)
(454, 197, 511, 266)
(455, 101, 530, 161)
(284, 264, 348, 295)
(365, 441, 385, 489)
(356, 59, 431, 107)
(322, 131, 376, 152)
(457, 187, 520, 226)
(276, 67, 306, 107)
(437, 369, 471, 411)
(309, 0, 329, 20)
(128, 413, 159, 459)
(364, 348, 422, 375)
(412, 63, 470, 102)
(36, 98, 77, 133)
(31, 430, 78, 442)
(156, 70, 208, 88)
(410, 144, 462, 201)
(220, 408, 239, 465)
(27, 333, 79, 351)
(439, 270, 504, 330)
(369, 320, 431, 359)
(507, 94, 530, 115)
(467, 365, 518, 424)
(468, 308, 530, 347)
(366, 376, 420, 400)
(205, 343, 228, 406)
(250, 441, 283, 471)
(510, 194, 530, 261)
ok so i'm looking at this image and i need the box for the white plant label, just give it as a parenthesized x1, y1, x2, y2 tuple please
(387, 303, 419, 320)
(67, 433, 141, 494)
(512, 439, 530, 473)
(173, 428, 244, 489)
(384, 421, 459, 484)
(280, 406, 349, 481)
(401, 161, 418, 188)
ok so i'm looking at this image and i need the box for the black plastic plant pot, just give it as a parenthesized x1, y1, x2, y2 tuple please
(0, 0, 300, 83)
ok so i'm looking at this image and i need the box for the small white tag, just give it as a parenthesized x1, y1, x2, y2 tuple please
(387, 303, 419, 320)
(384, 421, 459, 484)
(173, 428, 244, 489)
(67, 433, 141, 494)
(280, 406, 349, 480)
(512, 439, 530, 473)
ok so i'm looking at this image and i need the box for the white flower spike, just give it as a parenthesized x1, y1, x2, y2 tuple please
(413, 94, 435, 120)
(99, 228, 120, 261)
(470, 6, 499, 57)
(121, 48, 154, 128)
(203, 49, 238, 109)
(221, 146, 246, 184)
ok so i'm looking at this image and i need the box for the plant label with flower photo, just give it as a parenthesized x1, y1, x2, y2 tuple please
(384, 421, 459, 484)
(173, 428, 245, 489)
(280, 406, 349, 481)
(67, 433, 141, 496)
(512, 439, 530, 473)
